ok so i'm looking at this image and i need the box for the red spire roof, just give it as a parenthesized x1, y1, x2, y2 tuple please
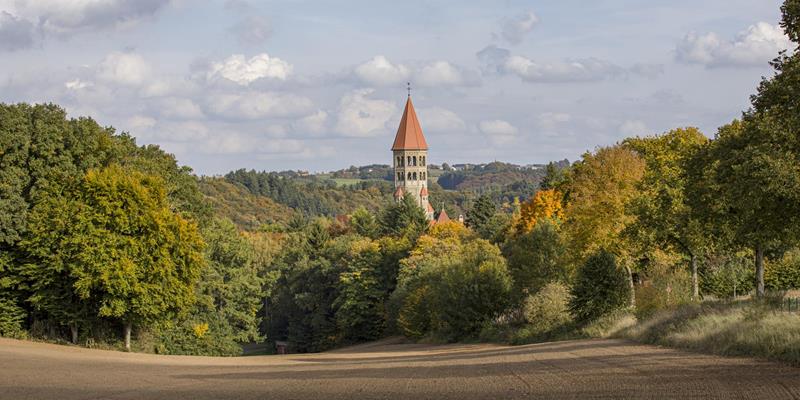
(391, 97, 428, 151)
(436, 209, 450, 223)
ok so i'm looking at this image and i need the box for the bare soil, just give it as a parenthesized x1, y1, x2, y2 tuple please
(2, 337, 799, 399)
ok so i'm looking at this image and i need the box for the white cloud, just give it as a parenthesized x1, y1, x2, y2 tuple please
(335, 89, 397, 137)
(500, 11, 539, 45)
(676, 22, 792, 68)
(354, 56, 410, 87)
(96, 51, 151, 86)
(207, 53, 292, 85)
(293, 110, 329, 135)
(504, 55, 624, 83)
(477, 45, 656, 83)
(479, 119, 518, 145)
(416, 61, 465, 87)
(536, 112, 571, 132)
(65, 78, 92, 90)
(418, 107, 465, 132)
(620, 120, 649, 136)
(1, 0, 171, 37)
(206, 92, 313, 119)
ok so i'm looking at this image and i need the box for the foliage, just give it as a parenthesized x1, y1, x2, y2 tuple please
(350, 206, 380, 239)
(523, 282, 572, 335)
(563, 146, 645, 262)
(198, 177, 295, 231)
(569, 250, 631, 323)
(505, 218, 571, 298)
(634, 251, 694, 319)
(20, 166, 205, 345)
(515, 189, 563, 234)
(765, 248, 800, 291)
(698, 250, 754, 299)
(394, 227, 512, 341)
(334, 238, 385, 342)
(379, 195, 429, 239)
(465, 195, 496, 236)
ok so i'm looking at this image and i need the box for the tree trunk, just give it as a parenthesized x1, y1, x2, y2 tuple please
(624, 264, 635, 308)
(691, 253, 699, 301)
(123, 322, 132, 352)
(755, 245, 765, 298)
(70, 324, 78, 344)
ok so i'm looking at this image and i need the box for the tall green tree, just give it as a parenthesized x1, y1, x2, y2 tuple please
(22, 166, 205, 350)
(624, 127, 709, 299)
(379, 195, 429, 238)
(505, 218, 571, 299)
(465, 195, 496, 236)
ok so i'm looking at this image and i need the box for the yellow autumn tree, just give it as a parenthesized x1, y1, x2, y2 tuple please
(515, 189, 564, 234)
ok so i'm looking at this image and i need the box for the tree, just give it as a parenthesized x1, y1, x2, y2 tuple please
(350, 206, 380, 239)
(515, 189, 563, 234)
(334, 238, 385, 342)
(781, 0, 800, 44)
(22, 166, 205, 350)
(624, 127, 709, 299)
(562, 146, 645, 305)
(505, 218, 571, 298)
(379, 195, 428, 238)
(540, 161, 569, 191)
(466, 195, 496, 234)
(394, 223, 512, 340)
(569, 250, 630, 323)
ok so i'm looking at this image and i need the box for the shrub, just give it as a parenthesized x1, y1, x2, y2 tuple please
(523, 282, 572, 335)
(635, 256, 693, 319)
(569, 250, 630, 323)
(766, 248, 800, 291)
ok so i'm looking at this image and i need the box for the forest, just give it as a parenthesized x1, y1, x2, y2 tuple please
(0, 1, 798, 357)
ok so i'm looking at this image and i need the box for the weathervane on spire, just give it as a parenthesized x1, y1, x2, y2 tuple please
(407, 82, 411, 98)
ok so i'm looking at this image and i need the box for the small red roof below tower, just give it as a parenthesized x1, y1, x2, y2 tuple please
(391, 97, 428, 151)
(394, 187, 404, 198)
(420, 186, 428, 196)
(436, 209, 450, 223)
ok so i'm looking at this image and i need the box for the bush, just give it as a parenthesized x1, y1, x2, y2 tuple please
(766, 248, 800, 291)
(635, 256, 693, 319)
(569, 250, 630, 323)
(523, 282, 572, 335)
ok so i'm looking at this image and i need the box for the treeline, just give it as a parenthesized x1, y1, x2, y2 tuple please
(225, 169, 392, 217)
(0, 104, 277, 354)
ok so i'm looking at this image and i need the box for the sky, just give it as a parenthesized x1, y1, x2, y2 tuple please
(0, 0, 793, 175)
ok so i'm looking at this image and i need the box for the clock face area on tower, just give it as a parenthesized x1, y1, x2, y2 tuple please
(391, 95, 434, 219)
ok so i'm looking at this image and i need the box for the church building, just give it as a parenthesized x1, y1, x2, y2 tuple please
(391, 93, 436, 220)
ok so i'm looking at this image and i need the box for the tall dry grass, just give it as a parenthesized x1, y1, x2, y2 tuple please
(617, 301, 800, 365)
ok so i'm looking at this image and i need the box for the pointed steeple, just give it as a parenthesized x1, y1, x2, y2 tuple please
(391, 97, 428, 151)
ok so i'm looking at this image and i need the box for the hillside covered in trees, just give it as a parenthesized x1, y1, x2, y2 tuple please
(1, 0, 799, 359)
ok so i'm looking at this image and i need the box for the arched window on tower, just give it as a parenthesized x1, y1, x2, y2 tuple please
(397, 172, 403, 181)
(413, 172, 417, 180)
(407, 172, 412, 180)
(412, 156, 417, 166)
(421, 156, 425, 166)
(407, 156, 412, 166)
(396, 156, 401, 167)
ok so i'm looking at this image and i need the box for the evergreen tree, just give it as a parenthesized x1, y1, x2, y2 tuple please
(569, 250, 630, 323)
(466, 195, 496, 236)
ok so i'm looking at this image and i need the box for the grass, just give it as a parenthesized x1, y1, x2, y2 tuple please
(615, 301, 800, 366)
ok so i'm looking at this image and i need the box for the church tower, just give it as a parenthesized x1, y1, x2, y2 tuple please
(392, 92, 434, 220)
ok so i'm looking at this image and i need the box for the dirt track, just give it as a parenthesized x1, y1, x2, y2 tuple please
(2, 337, 799, 399)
